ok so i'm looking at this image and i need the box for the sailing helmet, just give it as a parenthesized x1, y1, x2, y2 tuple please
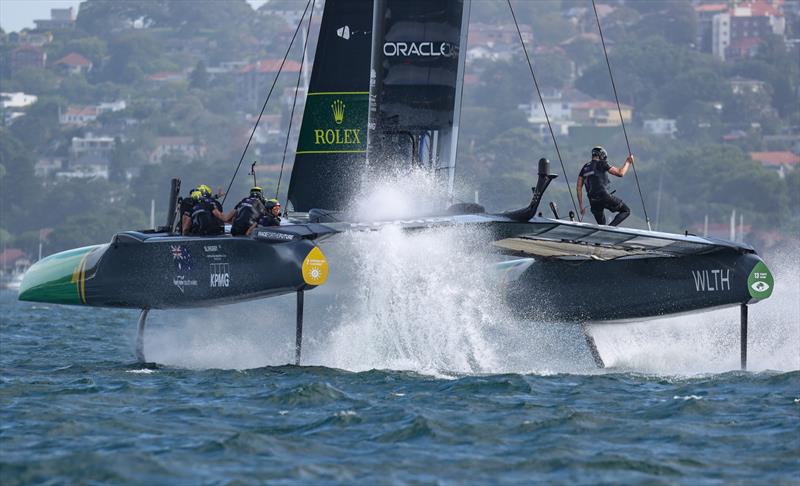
(591, 146, 608, 161)
(190, 189, 202, 201)
(266, 198, 281, 210)
(197, 184, 213, 197)
(250, 186, 263, 197)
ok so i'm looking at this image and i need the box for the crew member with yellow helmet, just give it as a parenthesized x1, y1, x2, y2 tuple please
(181, 184, 227, 235)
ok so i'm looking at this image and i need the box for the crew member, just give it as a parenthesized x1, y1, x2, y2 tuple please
(177, 186, 198, 233)
(229, 187, 267, 236)
(576, 146, 633, 226)
(258, 198, 282, 227)
(182, 185, 227, 235)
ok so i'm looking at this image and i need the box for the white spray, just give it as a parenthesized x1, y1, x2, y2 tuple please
(142, 168, 799, 376)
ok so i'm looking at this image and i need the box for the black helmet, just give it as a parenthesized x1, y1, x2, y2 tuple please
(591, 146, 608, 161)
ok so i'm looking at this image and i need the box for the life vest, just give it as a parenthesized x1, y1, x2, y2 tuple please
(580, 159, 611, 198)
(191, 197, 223, 235)
(232, 197, 261, 235)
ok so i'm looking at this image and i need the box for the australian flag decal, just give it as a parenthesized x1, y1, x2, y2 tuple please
(170, 245, 193, 273)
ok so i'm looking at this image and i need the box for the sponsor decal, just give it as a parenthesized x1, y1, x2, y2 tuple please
(295, 92, 368, 155)
(691, 269, 732, 292)
(255, 230, 295, 241)
(336, 26, 350, 40)
(170, 245, 193, 274)
(311, 99, 360, 146)
(747, 261, 773, 300)
(383, 41, 459, 58)
(204, 245, 219, 253)
(173, 276, 198, 294)
(331, 99, 345, 124)
(302, 246, 329, 286)
(210, 263, 230, 288)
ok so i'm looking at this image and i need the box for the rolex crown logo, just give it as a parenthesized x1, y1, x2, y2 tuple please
(331, 99, 345, 124)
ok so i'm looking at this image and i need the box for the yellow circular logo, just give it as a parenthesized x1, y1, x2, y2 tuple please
(302, 246, 329, 286)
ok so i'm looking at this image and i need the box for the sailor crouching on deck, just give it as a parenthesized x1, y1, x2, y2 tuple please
(182, 184, 227, 236)
(228, 186, 267, 236)
(258, 199, 282, 227)
(577, 146, 633, 227)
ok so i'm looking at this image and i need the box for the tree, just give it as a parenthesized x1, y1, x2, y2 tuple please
(189, 61, 209, 89)
(630, 1, 697, 46)
(0, 130, 42, 231)
(8, 67, 60, 95)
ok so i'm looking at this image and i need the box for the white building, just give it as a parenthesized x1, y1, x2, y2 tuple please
(60, 100, 126, 125)
(71, 134, 115, 157)
(1, 92, 38, 109)
(643, 118, 678, 137)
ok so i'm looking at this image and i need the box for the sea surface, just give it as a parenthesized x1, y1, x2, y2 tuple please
(2, 233, 799, 484)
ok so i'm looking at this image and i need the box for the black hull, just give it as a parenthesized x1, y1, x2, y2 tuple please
(504, 251, 764, 322)
(19, 226, 333, 310)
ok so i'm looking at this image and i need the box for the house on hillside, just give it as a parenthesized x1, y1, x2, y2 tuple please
(523, 88, 591, 136)
(698, 1, 787, 61)
(67, 153, 110, 179)
(149, 137, 207, 164)
(60, 106, 98, 125)
(643, 118, 678, 137)
(34, 157, 64, 178)
(749, 150, 800, 178)
(571, 100, 632, 127)
(53, 52, 93, 75)
(10, 45, 46, 72)
(60, 100, 127, 126)
(729, 76, 767, 95)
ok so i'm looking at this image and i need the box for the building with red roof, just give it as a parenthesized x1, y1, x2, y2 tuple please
(696, 0, 787, 61)
(749, 150, 800, 178)
(53, 52, 93, 75)
(571, 100, 633, 127)
(10, 45, 46, 73)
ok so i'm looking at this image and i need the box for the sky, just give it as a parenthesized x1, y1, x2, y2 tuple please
(0, 0, 270, 33)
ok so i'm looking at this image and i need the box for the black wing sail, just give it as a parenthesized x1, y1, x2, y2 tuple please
(287, 0, 374, 213)
(367, 0, 471, 198)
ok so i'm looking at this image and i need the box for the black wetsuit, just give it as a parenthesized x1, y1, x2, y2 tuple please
(231, 196, 266, 236)
(579, 159, 630, 226)
(258, 211, 281, 227)
(190, 196, 225, 235)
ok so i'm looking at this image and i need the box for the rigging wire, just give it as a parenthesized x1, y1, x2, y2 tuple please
(275, 0, 316, 200)
(590, 0, 651, 230)
(221, 0, 312, 206)
(507, 0, 579, 218)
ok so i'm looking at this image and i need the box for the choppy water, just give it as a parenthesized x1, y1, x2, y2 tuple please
(2, 224, 800, 483)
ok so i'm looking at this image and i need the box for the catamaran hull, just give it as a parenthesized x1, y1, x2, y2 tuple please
(503, 251, 771, 322)
(19, 228, 331, 309)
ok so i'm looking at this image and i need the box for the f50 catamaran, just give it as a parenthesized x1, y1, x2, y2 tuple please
(284, 0, 773, 368)
(20, 0, 774, 369)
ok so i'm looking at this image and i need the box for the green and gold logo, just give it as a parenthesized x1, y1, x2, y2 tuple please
(296, 92, 368, 155)
(332, 99, 345, 124)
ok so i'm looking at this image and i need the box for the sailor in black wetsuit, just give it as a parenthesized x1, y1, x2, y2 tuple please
(182, 185, 227, 235)
(258, 199, 282, 227)
(576, 146, 634, 226)
(229, 187, 267, 236)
